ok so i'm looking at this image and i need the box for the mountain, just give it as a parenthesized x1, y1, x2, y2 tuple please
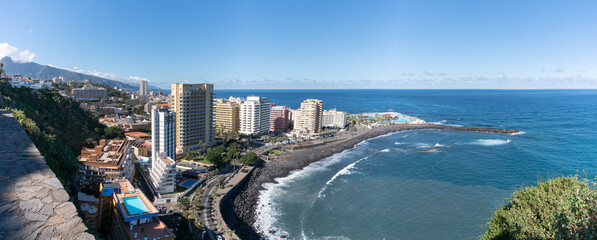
(1, 56, 162, 91)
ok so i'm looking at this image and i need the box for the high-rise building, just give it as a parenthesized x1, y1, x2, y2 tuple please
(322, 109, 347, 128)
(213, 100, 240, 134)
(99, 179, 175, 240)
(170, 83, 214, 151)
(78, 139, 135, 192)
(270, 105, 289, 132)
(293, 99, 323, 134)
(139, 80, 148, 96)
(151, 104, 176, 161)
(73, 84, 108, 100)
(239, 96, 271, 135)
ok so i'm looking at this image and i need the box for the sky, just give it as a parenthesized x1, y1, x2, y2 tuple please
(1, 0, 597, 89)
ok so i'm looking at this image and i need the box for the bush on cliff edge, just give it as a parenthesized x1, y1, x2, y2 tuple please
(481, 176, 597, 240)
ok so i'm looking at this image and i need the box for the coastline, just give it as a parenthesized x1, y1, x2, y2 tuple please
(221, 124, 521, 239)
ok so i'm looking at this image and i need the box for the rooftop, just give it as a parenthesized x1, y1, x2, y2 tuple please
(78, 139, 133, 167)
(125, 131, 150, 138)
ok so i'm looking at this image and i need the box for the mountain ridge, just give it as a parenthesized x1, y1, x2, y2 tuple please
(1, 56, 162, 91)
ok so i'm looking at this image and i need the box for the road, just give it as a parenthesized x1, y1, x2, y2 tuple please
(199, 171, 234, 240)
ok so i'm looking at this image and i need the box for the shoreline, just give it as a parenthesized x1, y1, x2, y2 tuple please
(221, 124, 521, 239)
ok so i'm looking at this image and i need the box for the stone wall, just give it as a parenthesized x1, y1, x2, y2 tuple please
(0, 110, 94, 240)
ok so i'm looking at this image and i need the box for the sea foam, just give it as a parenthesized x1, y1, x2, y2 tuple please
(470, 139, 511, 146)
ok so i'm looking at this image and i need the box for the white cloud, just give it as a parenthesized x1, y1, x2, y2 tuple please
(48, 64, 150, 84)
(0, 42, 36, 63)
(13, 49, 36, 63)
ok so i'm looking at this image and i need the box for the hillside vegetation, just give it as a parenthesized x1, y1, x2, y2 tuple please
(482, 175, 597, 240)
(0, 78, 105, 190)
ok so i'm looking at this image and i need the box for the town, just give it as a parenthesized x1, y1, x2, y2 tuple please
(3, 73, 418, 240)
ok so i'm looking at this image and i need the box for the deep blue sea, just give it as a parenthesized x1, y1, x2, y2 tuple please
(215, 89, 597, 240)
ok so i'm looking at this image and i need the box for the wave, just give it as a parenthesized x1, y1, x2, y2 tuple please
(434, 143, 446, 147)
(429, 120, 448, 125)
(470, 139, 511, 146)
(510, 131, 525, 135)
(415, 143, 431, 148)
(394, 141, 403, 145)
(381, 148, 390, 152)
(255, 134, 383, 238)
(317, 156, 369, 199)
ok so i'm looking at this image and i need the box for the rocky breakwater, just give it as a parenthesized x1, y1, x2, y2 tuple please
(222, 123, 522, 239)
(0, 111, 94, 240)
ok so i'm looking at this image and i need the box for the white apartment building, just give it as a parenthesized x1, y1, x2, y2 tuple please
(72, 84, 108, 100)
(140, 79, 148, 96)
(322, 109, 347, 128)
(149, 152, 176, 194)
(239, 96, 271, 135)
(151, 105, 176, 161)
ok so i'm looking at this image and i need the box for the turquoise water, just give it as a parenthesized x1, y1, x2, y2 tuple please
(123, 196, 149, 215)
(391, 117, 411, 123)
(215, 89, 597, 239)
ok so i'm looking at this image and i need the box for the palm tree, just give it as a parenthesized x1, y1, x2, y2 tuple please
(0, 63, 5, 78)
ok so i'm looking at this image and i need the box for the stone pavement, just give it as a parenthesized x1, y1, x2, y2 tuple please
(0, 111, 94, 240)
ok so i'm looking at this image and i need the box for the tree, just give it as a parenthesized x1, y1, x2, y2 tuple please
(240, 151, 258, 165)
(481, 175, 597, 240)
(206, 145, 227, 168)
(177, 197, 190, 209)
(0, 63, 5, 77)
(104, 126, 125, 139)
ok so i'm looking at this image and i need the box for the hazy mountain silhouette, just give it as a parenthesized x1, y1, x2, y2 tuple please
(1, 57, 161, 91)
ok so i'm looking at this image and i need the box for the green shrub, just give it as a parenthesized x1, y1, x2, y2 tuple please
(481, 176, 597, 240)
(240, 151, 258, 165)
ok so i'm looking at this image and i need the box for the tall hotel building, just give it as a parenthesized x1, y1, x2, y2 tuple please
(170, 83, 214, 151)
(151, 104, 176, 161)
(240, 96, 271, 135)
(213, 100, 241, 133)
(139, 79, 148, 96)
(294, 99, 324, 134)
(150, 105, 176, 194)
(270, 105, 289, 132)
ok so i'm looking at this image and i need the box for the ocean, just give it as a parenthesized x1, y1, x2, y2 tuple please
(215, 89, 597, 240)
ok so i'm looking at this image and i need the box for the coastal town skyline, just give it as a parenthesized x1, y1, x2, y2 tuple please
(2, 0, 597, 89)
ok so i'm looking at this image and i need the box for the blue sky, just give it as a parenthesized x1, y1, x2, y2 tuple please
(1, 0, 597, 89)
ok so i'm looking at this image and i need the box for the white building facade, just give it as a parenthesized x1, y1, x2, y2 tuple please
(239, 96, 271, 135)
(151, 105, 176, 161)
(149, 152, 176, 194)
(140, 79, 148, 96)
(322, 109, 347, 128)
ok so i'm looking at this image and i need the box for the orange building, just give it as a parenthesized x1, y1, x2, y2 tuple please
(78, 139, 136, 192)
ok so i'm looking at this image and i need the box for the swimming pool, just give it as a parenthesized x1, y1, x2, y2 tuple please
(123, 196, 149, 215)
(391, 117, 411, 123)
(179, 179, 198, 188)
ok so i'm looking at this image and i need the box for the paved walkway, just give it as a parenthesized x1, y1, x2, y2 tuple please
(0, 111, 94, 240)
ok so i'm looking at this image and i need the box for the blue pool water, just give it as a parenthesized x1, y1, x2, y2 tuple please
(391, 117, 411, 123)
(123, 196, 149, 215)
(213, 89, 597, 239)
(179, 179, 198, 188)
